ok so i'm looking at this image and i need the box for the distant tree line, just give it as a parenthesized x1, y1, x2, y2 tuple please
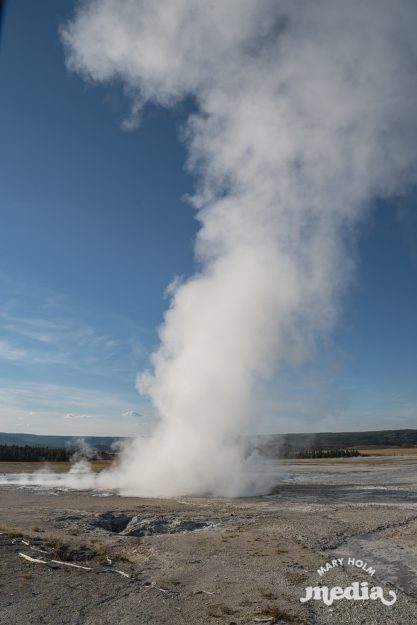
(0, 444, 71, 462)
(304, 431, 417, 448)
(250, 429, 417, 459)
(283, 447, 361, 459)
(0, 444, 114, 462)
(272, 447, 362, 460)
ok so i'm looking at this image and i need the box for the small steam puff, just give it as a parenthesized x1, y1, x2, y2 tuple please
(61, 0, 417, 496)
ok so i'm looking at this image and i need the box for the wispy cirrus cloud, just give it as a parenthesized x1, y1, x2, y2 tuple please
(0, 380, 153, 436)
(0, 309, 121, 370)
(0, 339, 28, 362)
(0, 272, 146, 377)
(0, 272, 153, 435)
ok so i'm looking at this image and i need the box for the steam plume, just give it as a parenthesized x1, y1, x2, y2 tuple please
(61, 0, 417, 496)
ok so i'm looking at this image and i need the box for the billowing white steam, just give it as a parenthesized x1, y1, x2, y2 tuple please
(59, 0, 417, 496)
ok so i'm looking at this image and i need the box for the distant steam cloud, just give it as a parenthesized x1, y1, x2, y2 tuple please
(64, 413, 92, 420)
(62, 0, 417, 496)
(121, 410, 142, 418)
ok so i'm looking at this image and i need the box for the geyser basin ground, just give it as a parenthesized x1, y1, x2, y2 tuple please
(0, 455, 416, 625)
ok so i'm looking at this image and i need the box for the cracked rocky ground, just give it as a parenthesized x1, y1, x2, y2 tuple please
(0, 456, 416, 625)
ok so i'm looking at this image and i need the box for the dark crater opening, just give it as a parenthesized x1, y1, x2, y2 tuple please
(91, 512, 211, 536)
(93, 512, 132, 533)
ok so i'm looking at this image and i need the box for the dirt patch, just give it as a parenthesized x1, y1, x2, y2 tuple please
(2, 457, 417, 625)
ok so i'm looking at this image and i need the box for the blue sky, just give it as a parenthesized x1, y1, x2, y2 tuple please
(0, 0, 416, 436)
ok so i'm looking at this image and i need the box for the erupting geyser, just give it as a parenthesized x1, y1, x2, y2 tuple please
(59, 0, 417, 496)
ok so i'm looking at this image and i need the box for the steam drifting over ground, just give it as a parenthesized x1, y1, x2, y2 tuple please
(56, 0, 417, 496)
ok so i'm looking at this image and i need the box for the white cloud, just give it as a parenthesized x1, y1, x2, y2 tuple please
(121, 410, 142, 418)
(64, 413, 93, 420)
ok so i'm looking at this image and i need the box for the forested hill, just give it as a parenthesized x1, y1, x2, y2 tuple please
(0, 444, 114, 462)
(253, 429, 417, 457)
(0, 432, 125, 449)
(1, 429, 416, 452)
